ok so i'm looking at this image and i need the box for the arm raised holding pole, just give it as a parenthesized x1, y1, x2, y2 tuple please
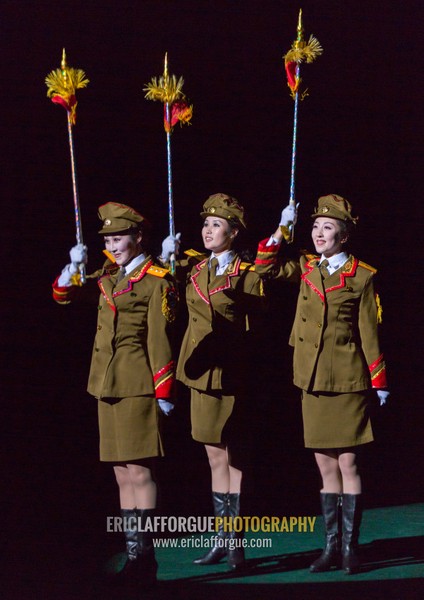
(45, 49, 89, 283)
(144, 54, 193, 275)
(282, 9, 322, 243)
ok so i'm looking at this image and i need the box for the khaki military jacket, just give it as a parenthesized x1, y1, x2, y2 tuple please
(53, 256, 177, 400)
(176, 252, 265, 392)
(255, 239, 387, 393)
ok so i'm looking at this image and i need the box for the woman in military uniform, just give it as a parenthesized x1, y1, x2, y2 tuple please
(53, 202, 177, 581)
(161, 193, 265, 569)
(255, 194, 389, 575)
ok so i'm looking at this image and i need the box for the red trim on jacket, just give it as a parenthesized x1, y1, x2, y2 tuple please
(369, 354, 388, 388)
(301, 259, 325, 303)
(153, 361, 175, 399)
(324, 258, 359, 293)
(255, 238, 281, 265)
(52, 276, 76, 304)
(97, 259, 154, 313)
(190, 259, 211, 305)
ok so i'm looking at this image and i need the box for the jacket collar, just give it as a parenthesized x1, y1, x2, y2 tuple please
(302, 255, 358, 301)
(98, 256, 153, 312)
(191, 255, 242, 305)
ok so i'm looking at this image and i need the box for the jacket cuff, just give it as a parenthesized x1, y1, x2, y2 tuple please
(255, 238, 281, 266)
(369, 354, 388, 388)
(154, 361, 175, 399)
(52, 276, 77, 304)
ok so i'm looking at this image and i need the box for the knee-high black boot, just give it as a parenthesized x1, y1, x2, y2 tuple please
(227, 493, 245, 570)
(103, 508, 139, 578)
(135, 508, 157, 584)
(310, 493, 341, 573)
(193, 492, 229, 565)
(341, 493, 362, 575)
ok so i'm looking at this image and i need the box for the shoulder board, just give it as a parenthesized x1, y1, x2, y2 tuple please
(300, 250, 318, 261)
(147, 265, 169, 278)
(102, 249, 168, 278)
(102, 249, 117, 272)
(184, 249, 208, 259)
(103, 249, 116, 263)
(358, 260, 377, 274)
(240, 262, 255, 272)
(302, 253, 319, 263)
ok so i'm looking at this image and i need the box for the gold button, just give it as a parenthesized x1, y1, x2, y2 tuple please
(315, 343, 318, 348)
(191, 338, 196, 344)
(317, 323, 322, 328)
(97, 325, 102, 330)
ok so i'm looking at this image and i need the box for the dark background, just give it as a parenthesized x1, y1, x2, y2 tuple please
(1, 0, 423, 596)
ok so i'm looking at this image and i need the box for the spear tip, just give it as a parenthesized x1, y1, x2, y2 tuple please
(297, 9, 304, 42)
(164, 52, 168, 77)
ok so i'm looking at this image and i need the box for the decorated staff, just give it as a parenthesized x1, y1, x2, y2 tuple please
(282, 10, 322, 242)
(144, 53, 192, 274)
(45, 49, 89, 282)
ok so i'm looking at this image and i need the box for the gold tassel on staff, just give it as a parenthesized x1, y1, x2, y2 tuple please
(144, 53, 193, 275)
(45, 49, 89, 283)
(282, 10, 322, 243)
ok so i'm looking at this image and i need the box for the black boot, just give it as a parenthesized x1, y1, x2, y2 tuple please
(135, 508, 158, 583)
(310, 493, 341, 573)
(341, 493, 362, 575)
(193, 492, 229, 565)
(227, 493, 245, 570)
(103, 508, 139, 578)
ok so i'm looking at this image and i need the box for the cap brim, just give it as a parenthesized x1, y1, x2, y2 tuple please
(98, 226, 139, 235)
(200, 211, 246, 228)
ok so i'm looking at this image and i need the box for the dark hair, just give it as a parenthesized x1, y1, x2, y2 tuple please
(227, 218, 242, 230)
(337, 219, 354, 242)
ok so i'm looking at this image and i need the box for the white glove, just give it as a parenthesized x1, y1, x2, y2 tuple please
(57, 264, 76, 287)
(57, 244, 88, 287)
(376, 390, 390, 406)
(70, 243, 88, 265)
(160, 233, 181, 263)
(279, 203, 299, 227)
(157, 399, 175, 416)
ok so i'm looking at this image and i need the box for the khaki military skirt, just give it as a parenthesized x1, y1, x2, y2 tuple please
(97, 396, 164, 462)
(190, 389, 235, 444)
(301, 390, 374, 449)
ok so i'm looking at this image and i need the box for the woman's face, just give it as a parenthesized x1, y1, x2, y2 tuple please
(311, 217, 346, 258)
(202, 216, 237, 255)
(104, 233, 142, 267)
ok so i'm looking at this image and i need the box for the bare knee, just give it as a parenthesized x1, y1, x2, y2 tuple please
(124, 464, 155, 492)
(114, 465, 132, 490)
(315, 452, 339, 479)
(338, 453, 359, 481)
(205, 445, 228, 473)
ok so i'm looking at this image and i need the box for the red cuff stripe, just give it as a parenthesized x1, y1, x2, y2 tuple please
(369, 354, 388, 388)
(154, 361, 175, 399)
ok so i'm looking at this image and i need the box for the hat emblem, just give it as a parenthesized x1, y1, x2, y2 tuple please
(321, 206, 329, 213)
(104, 219, 112, 226)
(210, 207, 216, 214)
